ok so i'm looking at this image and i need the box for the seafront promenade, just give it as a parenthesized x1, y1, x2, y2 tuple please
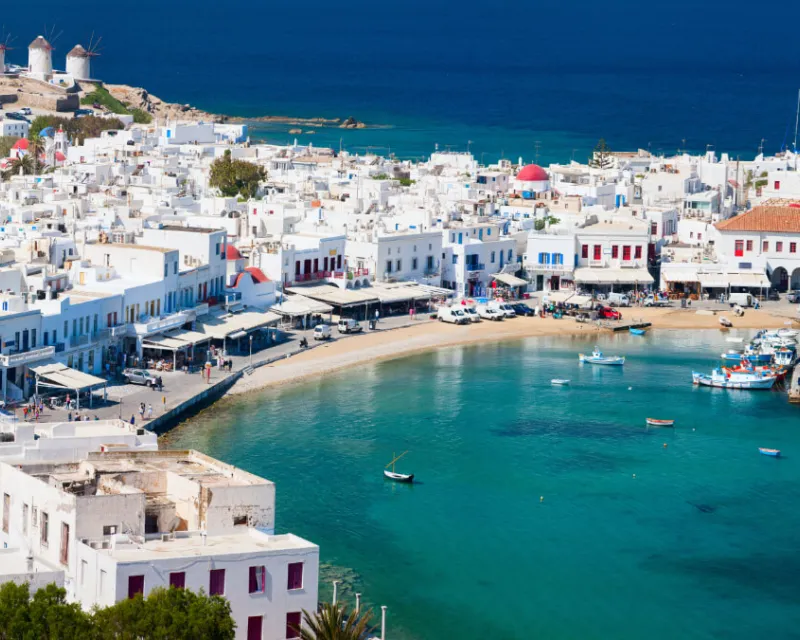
(15, 300, 791, 432)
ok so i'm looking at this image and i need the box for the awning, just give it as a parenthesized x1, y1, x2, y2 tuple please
(699, 271, 770, 288)
(492, 273, 528, 287)
(143, 329, 211, 351)
(195, 310, 281, 340)
(285, 284, 379, 307)
(369, 283, 434, 303)
(543, 291, 575, 303)
(271, 294, 333, 317)
(574, 267, 654, 284)
(662, 267, 700, 283)
(30, 361, 106, 391)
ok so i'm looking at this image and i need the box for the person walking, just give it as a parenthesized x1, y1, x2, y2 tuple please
(130, 414, 136, 426)
(147, 404, 153, 420)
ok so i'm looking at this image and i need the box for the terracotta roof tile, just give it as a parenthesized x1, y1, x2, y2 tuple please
(715, 206, 800, 234)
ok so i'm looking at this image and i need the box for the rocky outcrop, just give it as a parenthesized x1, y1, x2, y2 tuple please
(103, 84, 227, 123)
(339, 116, 365, 129)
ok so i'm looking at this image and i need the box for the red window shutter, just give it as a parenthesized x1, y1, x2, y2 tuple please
(593, 245, 601, 260)
(777, 242, 783, 252)
(128, 575, 144, 599)
(209, 569, 225, 596)
(286, 612, 302, 639)
(247, 616, 263, 640)
(169, 572, 185, 589)
(622, 246, 631, 260)
(288, 562, 303, 590)
(791, 243, 797, 254)
(763, 241, 769, 252)
(611, 245, 618, 258)
(775, 181, 780, 190)
(746, 240, 753, 251)
(634, 246, 642, 259)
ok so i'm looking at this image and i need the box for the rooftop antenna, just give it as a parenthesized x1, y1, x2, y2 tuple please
(758, 138, 767, 156)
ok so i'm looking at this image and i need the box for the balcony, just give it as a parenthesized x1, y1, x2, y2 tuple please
(71, 334, 89, 347)
(128, 311, 192, 337)
(0, 345, 56, 368)
(526, 263, 570, 273)
(109, 324, 127, 338)
(332, 268, 371, 280)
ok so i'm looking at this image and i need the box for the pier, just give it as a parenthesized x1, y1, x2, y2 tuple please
(609, 321, 653, 333)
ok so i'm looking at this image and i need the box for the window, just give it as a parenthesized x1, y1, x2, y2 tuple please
(777, 242, 784, 252)
(791, 243, 797, 254)
(41, 512, 49, 546)
(247, 616, 263, 640)
(508, 249, 512, 261)
(490, 251, 496, 264)
(164, 264, 168, 277)
(288, 562, 304, 590)
(32, 507, 38, 528)
(22, 504, 28, 535)
(622, 246, 631, 261)
(396, 259, 402, 272)
(650, 222, 658, 235)
(581, 245, 588, 259)
(173, 262, 178, 275)
(593, 245, 601, 260)
(81, 560, 88, 586)
(209, 569, 225, 595)
(452, 254, 457, 265)
(634, 246, 642, 260)
(734, 240, 744, 257)
(746, 240, 753, 251)
(611, 245, 618, 258)
(385, 260, 392, 274)
(31, 329, 36, 348)
(2, 493, 8, 533)
(44, 331, 49, 346)
(763, 241, 769, 252)
(412, 257, 418, 270)
(233, 515, 247, 526)
(698, 233, 702, 240)
(775, 181, 781, 190)
(249, 565, 266, 593)
(60, 522, 69, 566)
(103, 525, 117, 535)
(169, 572, 186, 589)
(286, 612, 302, 639)
(128, 575, 144, 599)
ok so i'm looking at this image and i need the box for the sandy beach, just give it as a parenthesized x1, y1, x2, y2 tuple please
(229, 307, 795, 396)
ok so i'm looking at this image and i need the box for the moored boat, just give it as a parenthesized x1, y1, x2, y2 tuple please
(646, 418, 674, 427)
(758, 447, 781, 457)
(692, 368, 777, 390)
(579, 347, 625, 366)
(551, 379, 570, 385)
(629, 328, 647, 336)
(720, 350, 744, 361)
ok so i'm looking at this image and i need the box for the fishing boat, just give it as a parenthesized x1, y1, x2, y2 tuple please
(384, 451, 414, 483)
(646, 418, 674, 427)
(692, 368, 777, 390)
(629, 327, 647, 336)
(720, 350, 744, 361)
(578, 347, 625, 366)
(551, 378, 570, 385)
(758, 447, 781, 457)
(773, 347, 797, 367)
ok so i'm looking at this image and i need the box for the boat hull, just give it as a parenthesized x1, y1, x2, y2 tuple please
(646, 418, 674, 427)
(384, 470, 414, 483)
(629, 328, 647, 336)
(758, 448, 781, 457)
(551, 379, 570, 385)
(579, 355, 625, 366)
(692, 372, 776, 390)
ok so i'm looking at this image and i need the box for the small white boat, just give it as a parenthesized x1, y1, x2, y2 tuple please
(384, 451, 414, 483)
(758, 447, 781, 457)
(719, 317, 732, 328)
(579, 347, 625, 366)
(646, 418, 675, 427)
(551, 379, 570, 386)
(692, 369, 777, 390)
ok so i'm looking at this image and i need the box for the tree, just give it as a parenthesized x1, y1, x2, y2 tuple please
(534, 215, 561, 231)
(0, 582, 92, 640)
(589, 138, 614, 169)
(0, 136, 18, 158)
(92, 587, 236, 640)
(293, 603, 375, 640)
(209, 150, 266, 199)
(29, 115, 124, 145)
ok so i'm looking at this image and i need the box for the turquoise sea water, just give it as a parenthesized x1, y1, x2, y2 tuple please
(164, 330, 800, 640)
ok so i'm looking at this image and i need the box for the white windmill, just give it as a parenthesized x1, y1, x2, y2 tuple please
(66, 33, 101, 81)
(27, 27, 60, 81)
(0, 29, 14, 74)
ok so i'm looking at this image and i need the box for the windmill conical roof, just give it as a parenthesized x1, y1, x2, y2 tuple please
(29, 36, 52, 50)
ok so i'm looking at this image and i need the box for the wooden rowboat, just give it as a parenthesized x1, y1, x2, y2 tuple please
(646, 418, 674, 427)
(758, 448, 781, 457)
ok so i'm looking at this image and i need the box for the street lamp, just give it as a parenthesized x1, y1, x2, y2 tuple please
(249, 335, 253, 367)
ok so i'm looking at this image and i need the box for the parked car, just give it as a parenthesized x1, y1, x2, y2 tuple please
(595, 305, 622, 320)
(787, 290, 800, 303)
(313, 324, 332, 340)
(19, 107, 32, 116)
(511, 303, 535, 317)
(122, 369, 157, 387)
(607, 292, 630, 307)
(437, 306, 470, 325)
(337, 318, 363, 334)
(644, 294, 669, 307)
(73, 108, 94, 118)
(476, 305, 504, 321)
(488, 301, 516, 318)
(462, 306, 481, 322)
(5, 112, 28, 122)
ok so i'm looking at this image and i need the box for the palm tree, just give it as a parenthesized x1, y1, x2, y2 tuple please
(293, 603, 376, 640)
(1, 153, 36, 180)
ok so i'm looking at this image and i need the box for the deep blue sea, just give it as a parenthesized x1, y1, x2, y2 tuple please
(165, 330, 800, 640)
(7, 0, 800, 163)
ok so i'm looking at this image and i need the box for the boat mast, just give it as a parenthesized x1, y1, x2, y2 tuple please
(386, 450, 409, 472)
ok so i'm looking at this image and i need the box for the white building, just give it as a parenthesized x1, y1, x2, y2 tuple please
(27, 36, 53, 81)
(441, 223, 516, 296)
(1, 118, 30, 139)
(0, 450, 319, 640)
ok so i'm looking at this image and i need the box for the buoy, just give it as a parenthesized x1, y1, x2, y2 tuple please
(540, 496, 544, 503)
(632, 474, 636, 478)
(628, 387, 633, 390)
(663, 443, 668, 448)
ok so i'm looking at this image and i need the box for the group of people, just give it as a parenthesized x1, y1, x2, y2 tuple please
(22, 397, 45, 422)
(134, 402, 154, 423)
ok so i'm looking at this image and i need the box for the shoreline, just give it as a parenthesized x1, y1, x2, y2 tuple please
(228, 307, 795, 397)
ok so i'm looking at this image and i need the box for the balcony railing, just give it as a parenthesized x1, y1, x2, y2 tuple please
(109, 324, 127, 338)
(0, 345, 55, 368)
(526, 263, 570, 273)
(466, 263, 486, 272)
(71, 334, 89, 347)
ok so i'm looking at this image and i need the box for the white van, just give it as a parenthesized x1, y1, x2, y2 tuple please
(462, 306, 481, 322)
(438, 307, 470, 325)
(476, 305, 504, 321)
(488, 301, 516, 318)
(728, 292, 754, 307)
(607, 292, 630, 307)
(337, 318, 363, 334)
(313, 324, 332, 340)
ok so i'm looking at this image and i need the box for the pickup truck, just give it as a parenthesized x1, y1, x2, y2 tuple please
(123, 369, 157, 387)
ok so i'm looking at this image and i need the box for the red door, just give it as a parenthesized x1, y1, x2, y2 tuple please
(735, 240, 744, 257)
(247, 616, 263, 640)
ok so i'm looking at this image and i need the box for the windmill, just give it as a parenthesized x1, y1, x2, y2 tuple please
(27, 26, 60, 78)
(67, 31, 102, 81)
(0, 27, 15, 74)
